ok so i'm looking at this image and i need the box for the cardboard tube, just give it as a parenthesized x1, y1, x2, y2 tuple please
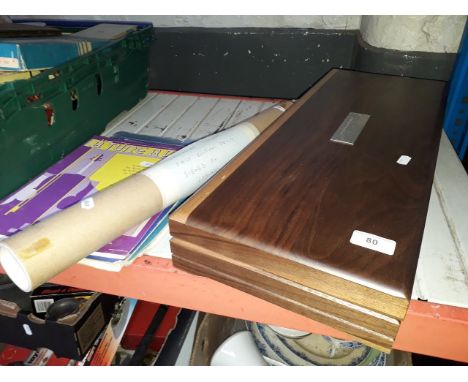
(0, 101, 291, 291)
(0, 175, 162, 292)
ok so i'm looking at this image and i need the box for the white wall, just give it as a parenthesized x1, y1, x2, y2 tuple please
(12, 15, 362, 29)
(360, 16, 466, 54)
(12, 15, 467, 53)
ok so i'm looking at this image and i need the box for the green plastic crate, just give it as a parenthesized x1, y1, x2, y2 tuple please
(0, 24, 153, 198)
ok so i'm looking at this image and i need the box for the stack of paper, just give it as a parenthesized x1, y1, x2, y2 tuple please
(0, 135, 182, 271)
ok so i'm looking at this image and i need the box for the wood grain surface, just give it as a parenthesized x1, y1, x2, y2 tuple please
(170, 220, 408, 320)
(170, 69, 445, 348)
(171, 238, 398, 350)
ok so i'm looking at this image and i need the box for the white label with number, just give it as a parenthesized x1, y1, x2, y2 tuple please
(350, 230, 396, 256)
(397, 155, 412, 165)
(81, 197, 95, 210)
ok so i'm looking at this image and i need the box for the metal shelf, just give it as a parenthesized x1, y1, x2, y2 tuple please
(3, 90, 467, 362)
(49, 255, 468, 362)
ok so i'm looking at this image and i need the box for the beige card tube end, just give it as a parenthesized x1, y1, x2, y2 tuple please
(0, 243, 32, 292)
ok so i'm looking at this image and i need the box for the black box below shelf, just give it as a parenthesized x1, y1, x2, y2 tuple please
(0, 293, 120, 360)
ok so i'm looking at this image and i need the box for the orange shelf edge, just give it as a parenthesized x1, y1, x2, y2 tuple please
(41, 255, 468, 363)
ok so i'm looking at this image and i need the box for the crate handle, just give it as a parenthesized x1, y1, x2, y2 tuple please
(95, 74, 103, 95)
(70, 90, 79, 111)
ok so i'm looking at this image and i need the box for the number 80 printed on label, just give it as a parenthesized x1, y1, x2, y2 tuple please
(350, 230, 396, 256)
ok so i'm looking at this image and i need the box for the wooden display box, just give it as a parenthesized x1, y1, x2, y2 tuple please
(170, 69, 445, 350)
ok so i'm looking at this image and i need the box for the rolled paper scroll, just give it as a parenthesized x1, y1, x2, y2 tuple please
(0, 101, 292, 291)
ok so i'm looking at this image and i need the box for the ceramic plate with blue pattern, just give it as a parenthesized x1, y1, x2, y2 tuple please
(246, 321, 386, 366)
